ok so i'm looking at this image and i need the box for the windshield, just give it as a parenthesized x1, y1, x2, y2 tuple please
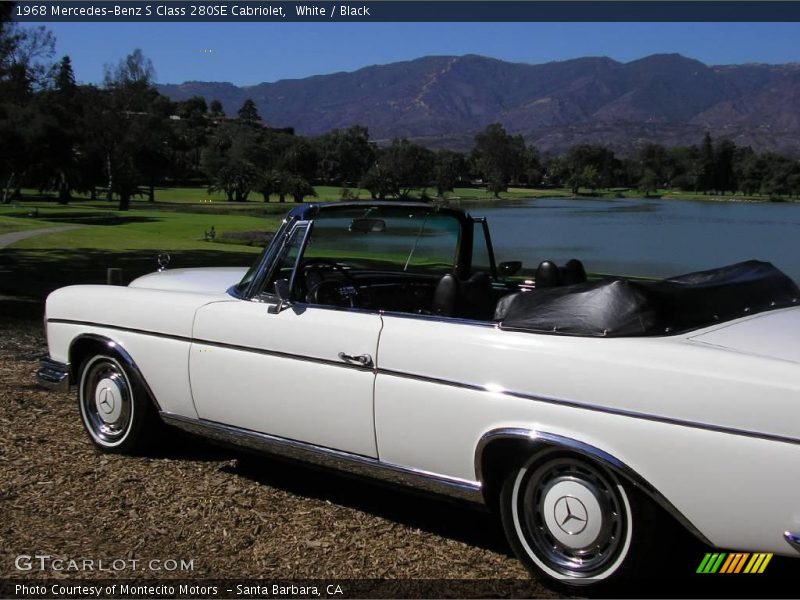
(304, 206, 461, 274)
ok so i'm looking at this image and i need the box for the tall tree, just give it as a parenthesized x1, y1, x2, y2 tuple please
(317, 125, 375, 186)
(94, 48, 162, 209)
(237, 98, 260, 123)
(472, 124, 525, 197)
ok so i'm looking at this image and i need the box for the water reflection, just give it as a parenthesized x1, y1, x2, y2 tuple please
(468, 197, 800, 281)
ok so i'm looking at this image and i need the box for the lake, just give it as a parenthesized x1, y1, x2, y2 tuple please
(467, 197, 800, 282)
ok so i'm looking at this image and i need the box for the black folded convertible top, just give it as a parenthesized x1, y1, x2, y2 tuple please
(498, 260, 800, 337)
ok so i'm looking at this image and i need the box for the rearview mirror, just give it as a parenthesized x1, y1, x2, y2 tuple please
(349, 218, 386, 233)
(498, 261, 523, 277)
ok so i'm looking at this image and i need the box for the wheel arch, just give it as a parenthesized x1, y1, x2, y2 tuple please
(69, 333, 161, 411)
(475, 427, 712, 547)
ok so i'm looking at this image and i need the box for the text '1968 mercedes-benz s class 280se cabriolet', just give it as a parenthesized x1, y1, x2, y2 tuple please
(37, 202, 800, 588)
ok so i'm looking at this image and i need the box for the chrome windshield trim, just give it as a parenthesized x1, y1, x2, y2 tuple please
(474, 427, 713, 547)
(160, 413, 483, 504)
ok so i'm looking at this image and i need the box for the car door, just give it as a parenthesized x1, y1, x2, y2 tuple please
(188, 221, 380, 457)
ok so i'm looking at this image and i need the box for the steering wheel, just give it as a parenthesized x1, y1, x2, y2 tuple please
(301, 258, 355, 304)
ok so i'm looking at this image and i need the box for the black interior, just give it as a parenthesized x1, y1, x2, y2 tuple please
(294, 258, 797, 337)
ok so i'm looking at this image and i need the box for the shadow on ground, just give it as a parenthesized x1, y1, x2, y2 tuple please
(157, 432, 511, 558)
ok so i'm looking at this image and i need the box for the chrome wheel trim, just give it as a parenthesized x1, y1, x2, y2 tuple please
(511, 455, 633, 582)
(79, 356, 134, 447)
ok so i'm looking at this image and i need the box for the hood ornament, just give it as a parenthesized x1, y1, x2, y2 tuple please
(157, 253, 171, 272)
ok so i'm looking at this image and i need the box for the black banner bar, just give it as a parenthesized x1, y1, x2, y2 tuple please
(11, 1, 800, 23)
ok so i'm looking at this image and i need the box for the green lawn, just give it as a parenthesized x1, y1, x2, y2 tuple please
(0, 215, 58, 235)
(11, 210, 277, 252)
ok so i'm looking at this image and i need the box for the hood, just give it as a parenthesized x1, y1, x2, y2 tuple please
(689, 307, 800, 364)
(129, 267, 249, 294)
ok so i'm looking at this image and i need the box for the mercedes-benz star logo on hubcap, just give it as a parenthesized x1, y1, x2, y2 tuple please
(553, 496, 589, 535)
(98, 388, 115, 414)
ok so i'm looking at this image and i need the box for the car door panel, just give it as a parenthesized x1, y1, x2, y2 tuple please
(190, 300, 380, 457)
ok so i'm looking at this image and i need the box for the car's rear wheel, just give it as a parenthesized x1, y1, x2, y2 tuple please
(78, 354, 155, 454)
(500, 450, 651, 589)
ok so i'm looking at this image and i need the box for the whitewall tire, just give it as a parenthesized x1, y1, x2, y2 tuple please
(500, 450, 651, 589)
(78, 354, 155, 454)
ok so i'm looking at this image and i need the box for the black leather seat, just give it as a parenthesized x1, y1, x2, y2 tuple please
(459, 271, 495, 320)
(535, 260, 561, 288)
(432, 272, 495, 319)
(432, 273, 459, 317)
(561, 258, 588, 285)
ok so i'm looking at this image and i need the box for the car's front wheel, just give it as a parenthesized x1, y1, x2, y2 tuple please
(77, 354, 155, 454)
(500, 450, 652, 589)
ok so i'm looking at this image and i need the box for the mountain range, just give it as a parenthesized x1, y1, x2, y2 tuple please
(158, 53, 800, 156)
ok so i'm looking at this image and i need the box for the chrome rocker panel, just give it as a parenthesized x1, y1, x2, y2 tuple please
(160, 412, 485, 504)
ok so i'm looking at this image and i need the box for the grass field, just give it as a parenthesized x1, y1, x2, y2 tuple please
(10, 210, 277, 253)
(0, 214, 58, 235)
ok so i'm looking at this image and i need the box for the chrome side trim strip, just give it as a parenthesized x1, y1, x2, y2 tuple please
(51, 320, 800, 445)
(474, 427, 713, 547)
(35, 356, 70, 391)
(785, 531, 800, 554)
(50, 319, 191, 342)
(160, 413, 483, 504)
(49, 319, 373, 373)
(377, 368, 800, 447)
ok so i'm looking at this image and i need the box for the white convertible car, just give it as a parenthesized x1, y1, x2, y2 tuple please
(38, 202, 800, 587)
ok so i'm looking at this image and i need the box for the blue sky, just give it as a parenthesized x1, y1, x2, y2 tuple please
(39, 21, 800, 86)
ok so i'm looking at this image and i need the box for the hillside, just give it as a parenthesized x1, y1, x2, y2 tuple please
(158, 54, 800, 155)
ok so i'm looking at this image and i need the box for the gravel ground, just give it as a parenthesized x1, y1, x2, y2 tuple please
(0, 318, 555, 597)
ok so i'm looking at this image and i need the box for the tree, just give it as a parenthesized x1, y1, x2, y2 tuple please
(433, 150, 466, 197)
(638, 169, 659, 197)
(237, 98, 260, 123)
(317, 125, 375, 186)
(209, 99, 225, 118)
(94, 48, 163, 209)
(472, 124, 525, 197)
(103, 48, 154, 90)
(202, 121, 264, 202)
(381, 139, 435, 199)
(698, 132, 715, 193)
(564, 144, 620, 194)
(54, 55, 76, 93)
(714, 138, 737, 194)
(361, 162, 398, 201)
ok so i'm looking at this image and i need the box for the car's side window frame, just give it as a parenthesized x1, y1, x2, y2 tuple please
(472, 217, 498, 280)
(251, 220, 313, 303)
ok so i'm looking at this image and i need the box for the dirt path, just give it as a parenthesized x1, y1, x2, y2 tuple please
(0, 225, 84, 249)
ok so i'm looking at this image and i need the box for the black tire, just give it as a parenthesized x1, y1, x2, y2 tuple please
(77, 354, 157, 454)
(499, 449, 654, 590)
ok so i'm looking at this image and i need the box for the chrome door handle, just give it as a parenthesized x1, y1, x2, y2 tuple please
(338, 352, 373, 367)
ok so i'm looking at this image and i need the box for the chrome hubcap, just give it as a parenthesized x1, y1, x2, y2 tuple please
(80, 358, 133, 445)
(516, 456, 626, 578)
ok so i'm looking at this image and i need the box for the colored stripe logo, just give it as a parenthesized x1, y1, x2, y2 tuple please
(697, 552, 772, 574)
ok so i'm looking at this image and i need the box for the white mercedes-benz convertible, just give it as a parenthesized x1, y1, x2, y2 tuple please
(38, 202, 800, 588)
